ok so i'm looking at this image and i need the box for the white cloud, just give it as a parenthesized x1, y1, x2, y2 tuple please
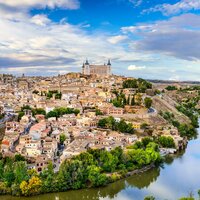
(169, 75, 180, 81)
(0, 0, 80, 21)
(30, 15, 51, 26)
(0, 8, 146, 75)
(107, 35, 128, 44)
(81, 24, 91, 28)
(121, 26, 137, 33)
(129, 0, 143, 7)
(0, 0, 80, 10)
(127, 65, 146, 70)
(0, 65, 71, 76)
(122, 14, 200, 61)
(145, 0, 200, 15)
(121, 25, 153, 34)
(0, 0, 199, 80)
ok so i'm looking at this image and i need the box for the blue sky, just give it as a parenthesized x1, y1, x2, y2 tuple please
(0, 0, 200, 80)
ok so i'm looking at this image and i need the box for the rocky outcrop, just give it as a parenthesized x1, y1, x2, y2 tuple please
(152, 95, 190, 125)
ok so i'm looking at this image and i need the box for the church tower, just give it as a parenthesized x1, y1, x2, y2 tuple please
(82, 59, 90, 75)
(107, 59, 111, 76)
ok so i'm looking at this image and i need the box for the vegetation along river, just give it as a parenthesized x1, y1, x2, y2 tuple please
(2, 120, 200, 200)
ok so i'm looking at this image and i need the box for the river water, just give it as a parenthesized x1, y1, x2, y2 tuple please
(2, 121, 200, 200)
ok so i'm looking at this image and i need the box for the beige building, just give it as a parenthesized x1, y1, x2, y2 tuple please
(82, 59, 111, 77)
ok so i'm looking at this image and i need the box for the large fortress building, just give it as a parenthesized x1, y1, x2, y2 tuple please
(82, 59, 111, 77)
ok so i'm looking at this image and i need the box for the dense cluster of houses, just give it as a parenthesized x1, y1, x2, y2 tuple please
(0, 72, 187, 172)
(1, 111, 138, 172)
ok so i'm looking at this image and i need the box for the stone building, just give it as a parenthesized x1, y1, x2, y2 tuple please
(0, 74, 14, 84)
(82, 59, 111, 77)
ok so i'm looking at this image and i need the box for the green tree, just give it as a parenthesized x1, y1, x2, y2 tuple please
(117, 120, 128, 133)
(40, 162, 55, 193)
(157, 136, 175, 148)
(0, 160, 4, 180)
(123, 96, 127, 105)
(123, 79, 138, 88)
(131, 96, 135, 106)
(95, 109, 103, 116)
(87, 165, 108, 187)
(98, 118, 107, 128)
(127, 95, 130, 105)
(144, 97, 153, 109)
(14, 154, 25, 162)
(141, 123, 149, 130)
(132, 141, 144, 149)
(32, 108, 46, 116)
(111, 147, 124, 166)
(21, 105, 32, 111)
(165, 85, 177, 91)
(106, 116, 116, 130)
(117, 120, 134, 134)
(14, 161, 29, 184)
(46, 110, 58, 118)
(144, 196, 155, 200)
(3, 162, 15, 187)
(58, 159, 87, 190)
(142, 137, 153, 147)
(18, 111, 25, 121)
(73, 152, 95, 167)
(100, 151, 118, 172)
(46, 107, 80, 119)
(60, 134, 67, 145)
(98, 117, 134, 134)
(55, 92, 62, 100)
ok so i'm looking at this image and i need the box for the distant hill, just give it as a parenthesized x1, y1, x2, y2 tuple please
(147, 79, 200, 85)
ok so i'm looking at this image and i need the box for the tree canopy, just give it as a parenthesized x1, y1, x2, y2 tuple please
(98, 116, 134, 134)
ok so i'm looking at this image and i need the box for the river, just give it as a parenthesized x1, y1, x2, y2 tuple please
(2, 121, 200, 200)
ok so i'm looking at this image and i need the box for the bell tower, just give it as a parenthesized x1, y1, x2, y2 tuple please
(107, 59, 111, 76)
(83, 59, 90, 75)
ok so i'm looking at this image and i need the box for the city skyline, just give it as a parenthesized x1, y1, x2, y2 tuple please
(0, 0, 200, 80)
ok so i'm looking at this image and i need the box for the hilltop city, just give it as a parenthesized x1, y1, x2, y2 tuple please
(0, 60, 199, 196)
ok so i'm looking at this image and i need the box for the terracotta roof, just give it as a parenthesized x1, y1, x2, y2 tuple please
(2, 139, 9, 145)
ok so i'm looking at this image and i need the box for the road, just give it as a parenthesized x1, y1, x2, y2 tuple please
(0, 114, 15, 128)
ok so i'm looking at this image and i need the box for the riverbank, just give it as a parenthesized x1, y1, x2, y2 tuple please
(0, 140, 162, 197)
(0, 135, 198, 199)
(0, 124, 197, 198)
(0, 162, 157, 198)
(0, 136, 189, 197)
(1, 132, 199, 200)
(126, 163, 155, 177)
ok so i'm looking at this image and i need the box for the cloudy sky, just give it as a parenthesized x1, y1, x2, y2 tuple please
(0, 0, 200, 80)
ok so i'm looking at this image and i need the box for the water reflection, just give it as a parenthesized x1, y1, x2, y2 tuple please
(164, 149, 185, 166)
(126, 167, 160, 189)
